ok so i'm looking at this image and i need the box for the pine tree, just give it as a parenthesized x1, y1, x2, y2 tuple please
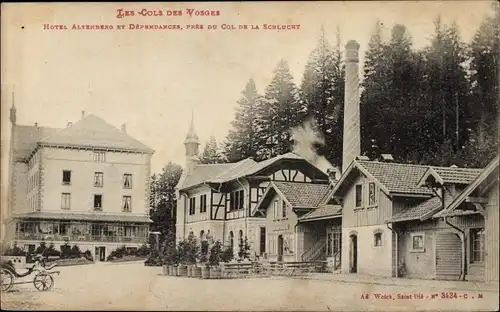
(256, 59, 303, 159)
(199, 135, 224, 164)
(423, 18, 471, 153)
(468, 3, 499, 163)
(300, 27, 344, 166)
(360, 20, 390, 155)
(149, 162, 183, 244)
(223, 79, 262, 162)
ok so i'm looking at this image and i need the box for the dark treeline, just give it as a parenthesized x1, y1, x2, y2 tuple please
(219, 6, 499, 169)
(150, 6, 499, 241)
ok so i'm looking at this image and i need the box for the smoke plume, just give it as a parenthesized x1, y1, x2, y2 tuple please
(291, 118, 334, 174)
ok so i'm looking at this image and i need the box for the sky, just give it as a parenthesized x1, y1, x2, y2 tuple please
(1, 1, 496, 179)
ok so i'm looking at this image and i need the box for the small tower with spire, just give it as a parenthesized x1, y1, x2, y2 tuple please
(10, 92, 17, 124)
(184, 111, 200, 171)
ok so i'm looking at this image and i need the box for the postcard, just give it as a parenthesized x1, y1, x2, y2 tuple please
(1, 2, 499, 311)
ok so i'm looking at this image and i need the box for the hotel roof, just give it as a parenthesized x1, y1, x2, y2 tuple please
(13, 114, 153, 160)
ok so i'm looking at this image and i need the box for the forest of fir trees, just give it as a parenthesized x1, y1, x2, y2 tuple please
(150, 7, 499, 239)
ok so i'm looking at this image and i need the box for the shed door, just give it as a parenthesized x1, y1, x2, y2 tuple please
(436, 232, 462, 280)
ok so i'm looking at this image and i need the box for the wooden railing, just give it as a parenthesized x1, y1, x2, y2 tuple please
(15, 232, 146, 244)
(301, 237, 326, 261)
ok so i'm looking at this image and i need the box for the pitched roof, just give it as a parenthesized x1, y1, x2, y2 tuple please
(180, 163, 237, 189)
(12, 212, 152, 223)
(386, 197, 441, 223)
(357, 161, 434, 195)
(417, 166, 483, 187)
(432, 209, 480, 218)
(299, 204, 342, 222)
(272, 181, 331, 209)
(38, 114, 153, 153)
(437, 155, 499, 216)
(177, 152, 329, 190)
(13, 125, 59, 159)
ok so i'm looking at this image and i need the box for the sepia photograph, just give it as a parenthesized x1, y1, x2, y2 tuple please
(1, 1, 499, 311)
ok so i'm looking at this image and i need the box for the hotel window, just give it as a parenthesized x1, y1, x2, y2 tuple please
(368, 182, 377, 206)
(200, 194, 207, 213)
(93, 151, 106, 162)
(189, 197, 196, 215)
(282, 200, 287, 218)
(122, 196, 132, 212)
(123, 174, 132, 189)
(62, 170, 71, 185)
(410, 233, 425, 252)
(470, 228, 485, 263)
(273, 200, 279, 219)
(94, 172, 103, 187)
(374, 232, 382, 247)
(61, 193, 71, 210)
(355, 184, 363, 208)
(94, 194, 103, 211)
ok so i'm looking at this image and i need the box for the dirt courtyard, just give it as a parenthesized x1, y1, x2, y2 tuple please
(1, 261, 498, 311)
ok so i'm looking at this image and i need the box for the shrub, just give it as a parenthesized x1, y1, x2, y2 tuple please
(136, 244, 151, 257)
(176, 234, 199, 265)
(144, 249, 163, 266)
(208, 240, 223, 267)
(237, 236, 251, 260)
(60, 243, 72, 259)
(221, 243, 234, 263)
(198, 240, 209, 264)
(70, 245, 82, 259)
(35, 241, 47, 255)
(83, 250, 93, 261)
(3, 243, 26, 256)
(161, 239, 179, 265)
(43, 242, 61, 257)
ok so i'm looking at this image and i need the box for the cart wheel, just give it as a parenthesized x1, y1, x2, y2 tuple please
(0, 268, 14, 292)
(33, 273, 54, 291)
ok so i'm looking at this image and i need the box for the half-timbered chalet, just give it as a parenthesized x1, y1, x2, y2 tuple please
(175, 118, 339, 258)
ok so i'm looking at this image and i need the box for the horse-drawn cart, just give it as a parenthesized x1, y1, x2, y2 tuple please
(0, 254, 60, 292)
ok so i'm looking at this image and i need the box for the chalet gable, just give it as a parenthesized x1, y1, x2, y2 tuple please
(329, 160, 440, 205)
(252, 181, 331, 217)
(177, 152, 329, 192)
(416, 166, 482, 188)
(433, 155, 499, 219)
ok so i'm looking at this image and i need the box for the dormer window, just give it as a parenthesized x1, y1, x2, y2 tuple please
(93, 151, 106, 162)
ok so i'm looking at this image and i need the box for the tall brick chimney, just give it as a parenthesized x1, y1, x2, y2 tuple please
(342, 40, 361, 173)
